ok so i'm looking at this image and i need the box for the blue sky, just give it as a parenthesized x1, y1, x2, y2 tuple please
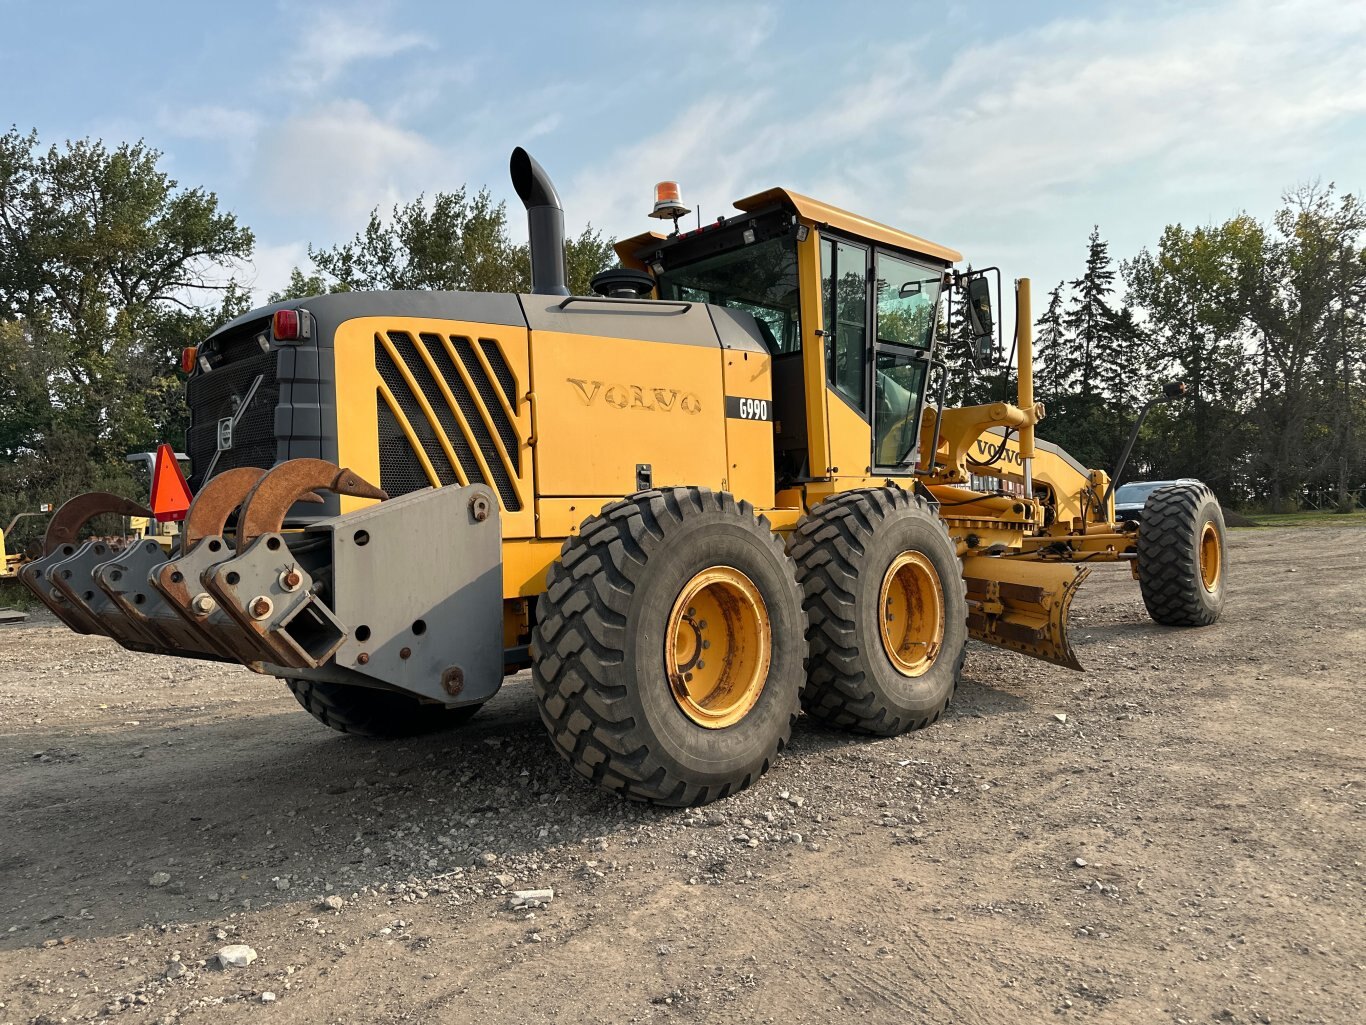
(3, 0, 1365, 308)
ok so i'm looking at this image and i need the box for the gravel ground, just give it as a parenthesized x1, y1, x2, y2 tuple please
(1, 525, 1363, 1024)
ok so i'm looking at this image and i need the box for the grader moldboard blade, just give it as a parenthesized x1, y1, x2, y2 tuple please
(961, 555, 1091, 670)
(18, 492, 157, 640)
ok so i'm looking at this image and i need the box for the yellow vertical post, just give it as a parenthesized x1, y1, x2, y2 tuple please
(1016, 278, 1035, 496)
(797, 227, 831, 477)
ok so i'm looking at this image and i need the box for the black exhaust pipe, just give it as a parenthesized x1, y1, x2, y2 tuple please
(510, 147, 569, 296)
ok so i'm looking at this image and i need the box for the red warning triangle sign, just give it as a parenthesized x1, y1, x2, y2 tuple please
(150, 443, 193, 523)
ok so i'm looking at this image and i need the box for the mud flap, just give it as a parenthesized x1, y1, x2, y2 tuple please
(961, 556, 1091, 670)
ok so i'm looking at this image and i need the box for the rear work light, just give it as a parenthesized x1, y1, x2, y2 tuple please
(272, 308, 313, 342)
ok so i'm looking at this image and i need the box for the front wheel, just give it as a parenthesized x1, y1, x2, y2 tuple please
(531, 487, 806, 806)
(1137, 482, 1227, 626)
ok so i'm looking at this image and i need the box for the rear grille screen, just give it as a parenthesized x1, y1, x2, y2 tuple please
(186, 345, 279, 489)
(373, 332, 522, 510)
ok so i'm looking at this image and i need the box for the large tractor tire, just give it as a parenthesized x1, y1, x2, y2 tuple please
(531, 487, 806, 806)
(791, 487, 967, 736)
(286, 679, 482, 738)
(1137, 482, 1226, 626)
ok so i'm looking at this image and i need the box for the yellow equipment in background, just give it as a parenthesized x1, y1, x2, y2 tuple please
(21, 148, 1227, 806)
(2, 509, 53, 581)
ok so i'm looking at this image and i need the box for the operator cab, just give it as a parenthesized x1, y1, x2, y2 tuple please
(617, 188, 963, 486)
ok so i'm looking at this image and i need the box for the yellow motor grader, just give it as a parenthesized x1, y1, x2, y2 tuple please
(20, 148, 1227, 805)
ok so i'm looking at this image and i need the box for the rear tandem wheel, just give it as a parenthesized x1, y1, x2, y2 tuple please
(530, 487, 807, 806)
(286, 678, 483, 738)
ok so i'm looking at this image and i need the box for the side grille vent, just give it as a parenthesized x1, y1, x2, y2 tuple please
(375, 340, 458, 487)
(479, 338, 518, 412)
(450, 336, 520, 472)
(372, 332, 522, 510)
(376, 397, 431, 497)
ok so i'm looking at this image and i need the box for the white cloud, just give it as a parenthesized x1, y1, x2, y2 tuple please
(248, 99, 457, 229)
(906, 0, 1366, 212)
(566, 0, 1366, 301)
(156, 104, 261, 145)
(277, 1, 431, 94)
(240, 240, 311, 305)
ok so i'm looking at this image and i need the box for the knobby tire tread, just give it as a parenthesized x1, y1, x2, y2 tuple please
(790, 487, 967, 735)
(1137, 482, 1224, 627)
(287, 678, 480, 738)
(531, 487, 803, 806)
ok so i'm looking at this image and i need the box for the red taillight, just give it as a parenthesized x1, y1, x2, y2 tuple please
(272, 308, 312, 342)
(273, 308, 300, 340)
(180, 346, 198, 373)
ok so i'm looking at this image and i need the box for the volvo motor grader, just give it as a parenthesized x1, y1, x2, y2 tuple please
(20, 149, 1227, 805)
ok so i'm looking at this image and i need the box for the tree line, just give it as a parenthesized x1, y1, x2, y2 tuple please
(2, 126, 1362, 554)
(942, 186, 1366, 512)
(0, 129, 612, 546)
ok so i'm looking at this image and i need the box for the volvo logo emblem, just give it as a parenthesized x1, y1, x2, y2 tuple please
(217, 417, 234, 452)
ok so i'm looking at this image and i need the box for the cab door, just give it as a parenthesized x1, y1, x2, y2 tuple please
(818, 236, 874, 477)
(811, 237, 945, 480)
(870, 251, 942, 473)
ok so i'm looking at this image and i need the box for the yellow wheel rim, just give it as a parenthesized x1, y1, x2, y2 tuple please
(878, 551, 945, 677)
(665, 567, 771, 729)
(1199, 521, 1221, 592)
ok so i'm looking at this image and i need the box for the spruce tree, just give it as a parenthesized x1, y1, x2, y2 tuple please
(1063, 227, 1120, 400)
(1033, 281, 1071, 402)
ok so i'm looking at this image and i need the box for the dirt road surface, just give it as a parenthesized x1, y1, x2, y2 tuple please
(2, 526, 1363, 1024)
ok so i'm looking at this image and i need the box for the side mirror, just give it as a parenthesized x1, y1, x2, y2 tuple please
(966, 276, 994, 338)
(965, 276, 995, 364)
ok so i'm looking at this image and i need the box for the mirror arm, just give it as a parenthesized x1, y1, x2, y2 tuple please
(1100, 381, 1190, 510)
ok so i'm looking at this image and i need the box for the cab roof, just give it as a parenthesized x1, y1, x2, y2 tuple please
(614, 187, 962, 267)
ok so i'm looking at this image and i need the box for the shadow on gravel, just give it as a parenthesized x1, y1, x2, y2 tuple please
(1, 662, 1041, 948)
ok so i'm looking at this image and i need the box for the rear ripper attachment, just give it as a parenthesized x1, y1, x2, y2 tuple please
(19, 460, 504, 707)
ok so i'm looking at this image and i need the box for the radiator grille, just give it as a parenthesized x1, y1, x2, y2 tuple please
(185, 346, 279, 489)
(373, 331, 522, 510)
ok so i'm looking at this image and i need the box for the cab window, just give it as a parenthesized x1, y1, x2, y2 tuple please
(821, 237, 869, 409)
(872, 252, 941, 469)
(874, 350, 928, 467)
(659, 237, 802, 353)
(875, 253, 941, 349)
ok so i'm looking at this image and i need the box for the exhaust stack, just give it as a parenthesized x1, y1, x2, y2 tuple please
(510, 147, 569, 296)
